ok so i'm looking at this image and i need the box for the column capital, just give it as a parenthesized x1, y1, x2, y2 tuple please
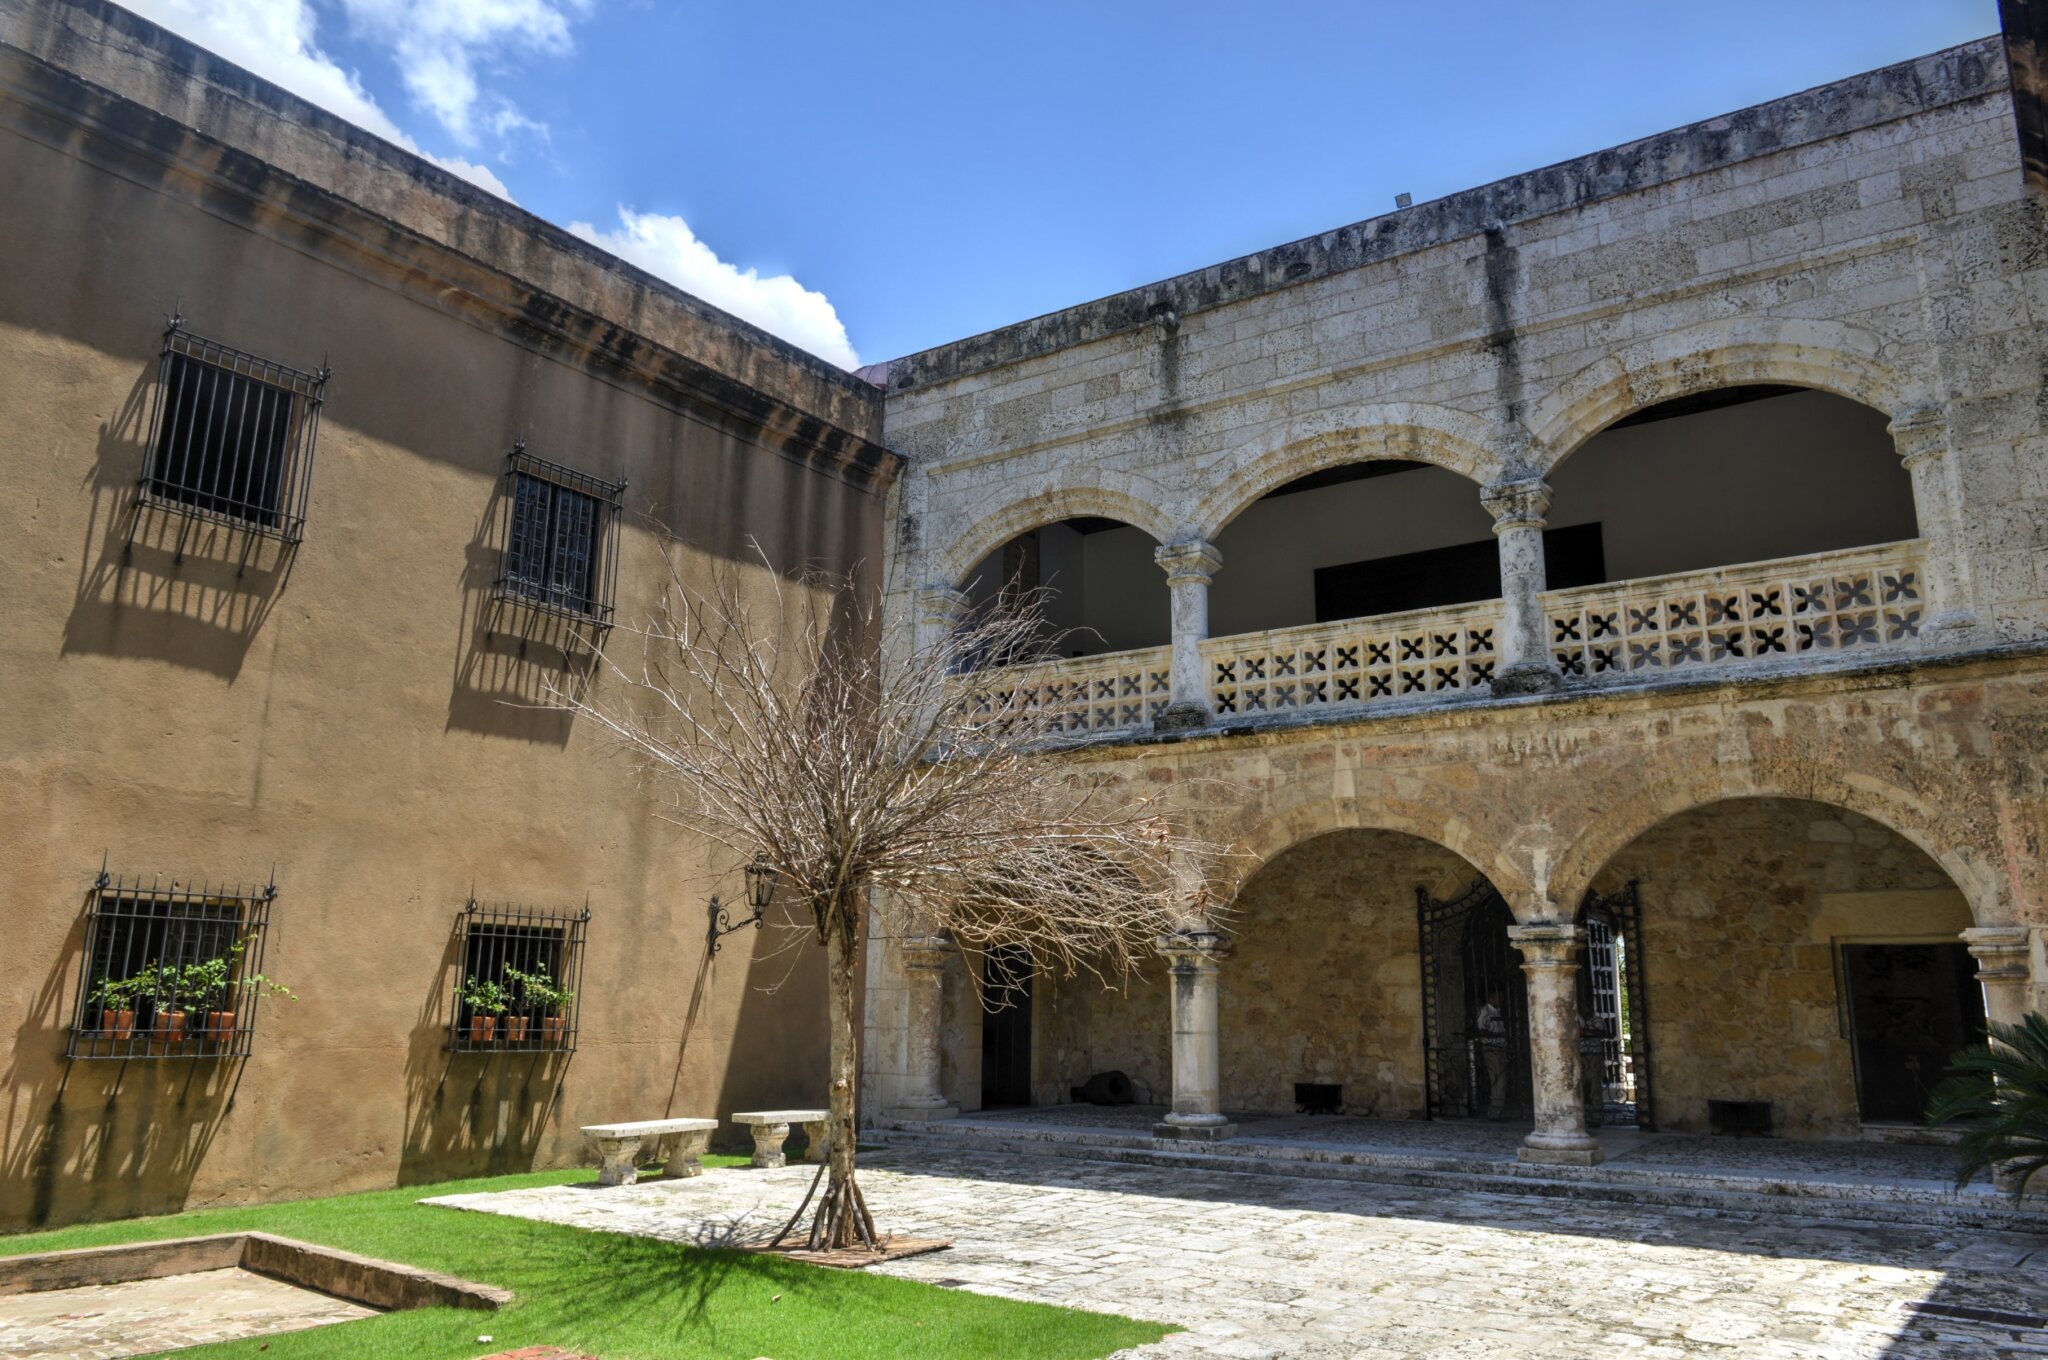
(1482, 477, 1552, 532)
(916, 585, 970, 628)
(1962, 925, 2031, 979)
(898, 933, 954, 972)
(1888, 403, 1950, 469)
(1153, 538, 1222, 586)
(1506, 920, 1583, 967)
(1158, 927, 1231, 966)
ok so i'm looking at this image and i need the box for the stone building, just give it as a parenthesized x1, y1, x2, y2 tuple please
(0, 0, 891, 1231)
(860, 22, 2048, 1164)
(8, 0, 2048, 1239)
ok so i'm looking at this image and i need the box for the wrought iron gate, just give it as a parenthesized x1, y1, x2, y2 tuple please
(1578, 881, 1652, 1129)
(1417, 879, 1652, 1127)
(1417, 880, 1529, 1121)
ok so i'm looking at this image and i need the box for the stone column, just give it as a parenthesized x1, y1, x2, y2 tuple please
(1154, 928, 1234, 1141)
(1961, 924, 2035, 1193)
(891, 934, 960, 1121)
(1152, 538, 1222, 731)
(1507, 921, 1603, 1165)
(1962, 925, 2033, 1032)
(1889, 404, 1979, 639)
(1481, 478, 1562, 695)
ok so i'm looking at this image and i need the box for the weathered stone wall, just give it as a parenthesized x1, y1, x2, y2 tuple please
(1599, 799, 1971, 1137)
(1217, 830, 1467, 1119)
(1036, 969, 1170, 1111)
(864, 653, 2048, 1129)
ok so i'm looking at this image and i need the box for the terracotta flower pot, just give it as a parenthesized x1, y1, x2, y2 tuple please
(101, 1007, 136, 1040)
(203, 1010, 236, 1043)
(540, 1015, 567, 1048)
(503, 1015, 530, 1045)
(468, 1014, 497, 1045)
(153, 1009, 187, 1048)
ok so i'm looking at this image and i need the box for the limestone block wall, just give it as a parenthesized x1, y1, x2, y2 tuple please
(881, 37, 2048, 651)
(1216, 830, 1466, 1120)
(1601, 800, 1972, 1137)
(1035, 969, 1170, 1112)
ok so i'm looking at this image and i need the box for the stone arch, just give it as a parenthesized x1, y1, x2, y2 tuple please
(930, 477, 1180, 591)
(1216, 793, 1538, 922)
(1527, 317, 1924, 474)
(1190, 402, 1513, 542)
(1547, 764, 2004, 927)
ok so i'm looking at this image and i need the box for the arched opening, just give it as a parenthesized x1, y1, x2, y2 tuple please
(1547, 387, 1918, 584)
(1219, 829, 1487, 1120)
(1585, 797, 1980, 1138)
(1208, 463, 1495, 636)
(959, 519, 1167, 658)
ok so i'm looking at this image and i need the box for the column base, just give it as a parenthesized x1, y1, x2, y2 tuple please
(1491, 661, 1563, 696)
(1518, 1132, 1604, 1166)
(1154, 1116, 1235, 1142)
(890, 1102, 960, 1122)
(1151, 703, 1209, 733)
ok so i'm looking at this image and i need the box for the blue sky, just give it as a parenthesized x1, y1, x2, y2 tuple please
(130, 1, 1997, 369)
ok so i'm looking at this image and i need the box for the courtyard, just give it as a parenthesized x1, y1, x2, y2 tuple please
(433, 1145, 2048, 1358)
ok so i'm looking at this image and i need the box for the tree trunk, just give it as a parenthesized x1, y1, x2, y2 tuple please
(773, 901, 879, 1252)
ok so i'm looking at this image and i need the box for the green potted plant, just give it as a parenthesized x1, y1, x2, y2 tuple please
(88, 974, 138, 1039)
(180, 941, 295, 1045)
(127, 959, 187, 1047)
(506, 964, 575, 1048)
(458, 975, 509, 1045)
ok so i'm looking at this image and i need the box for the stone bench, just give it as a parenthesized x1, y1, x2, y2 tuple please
(578, 1118, 717, 1187)
(730, 1109, 830, 1168)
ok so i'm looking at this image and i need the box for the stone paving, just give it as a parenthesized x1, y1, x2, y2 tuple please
(946, 1106, 1960, 1186)
(430, 1146, 2048, 1358)
(0, 1267, 377, 1359)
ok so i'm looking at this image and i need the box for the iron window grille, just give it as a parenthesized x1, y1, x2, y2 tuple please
(448, 899, 589, 1054)
(138, 317, 328, 545)
(66, 867, 278, 1061)
(493, 443, 624, 629)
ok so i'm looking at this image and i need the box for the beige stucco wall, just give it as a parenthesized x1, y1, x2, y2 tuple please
(0, 8, 887, 1231)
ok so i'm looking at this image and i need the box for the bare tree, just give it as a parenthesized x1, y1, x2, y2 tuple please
(553, 545, 1231, 1253)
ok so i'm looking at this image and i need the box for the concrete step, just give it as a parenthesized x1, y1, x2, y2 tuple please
(868, 1118, 2048, 1233)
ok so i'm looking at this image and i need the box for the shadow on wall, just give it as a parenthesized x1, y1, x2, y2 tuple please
(445, 473, 591, 748)
(703, 909, 830, 1158)
(0, 901, 244, 1231)
(60, 365, 296, 682)
(397, 914, 567, 1186)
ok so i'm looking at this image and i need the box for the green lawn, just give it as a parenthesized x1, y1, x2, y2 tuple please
(0, 1163, 1168, 1359)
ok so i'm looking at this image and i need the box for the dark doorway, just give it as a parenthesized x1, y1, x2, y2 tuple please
(1417, 882, 1530, 1121)
(1842, 942, 1985, 1124)
(980, 945, 1034, 1108)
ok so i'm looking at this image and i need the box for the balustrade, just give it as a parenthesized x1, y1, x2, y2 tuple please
(951, 541, 1929, 738)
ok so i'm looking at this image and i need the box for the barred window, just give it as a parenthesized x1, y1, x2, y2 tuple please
(67, 869, 279, 1060)
(449, 899, 588, 1054)
(140, 320, 327, 542)
(494, 444, 623, 626)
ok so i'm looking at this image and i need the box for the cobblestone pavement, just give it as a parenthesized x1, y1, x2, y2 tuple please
(0, 1267, 376, 1359)
(429, 1147, 2048, 1358)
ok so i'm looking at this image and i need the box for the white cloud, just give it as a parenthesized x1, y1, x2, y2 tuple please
(125, 0, 407, 143)
(336, 0, 586, 147)
(118, 3, 862, 368)
(424, 153, 515, 200)
(570, 209, 862, 370)
(123, 0, 519, 201)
